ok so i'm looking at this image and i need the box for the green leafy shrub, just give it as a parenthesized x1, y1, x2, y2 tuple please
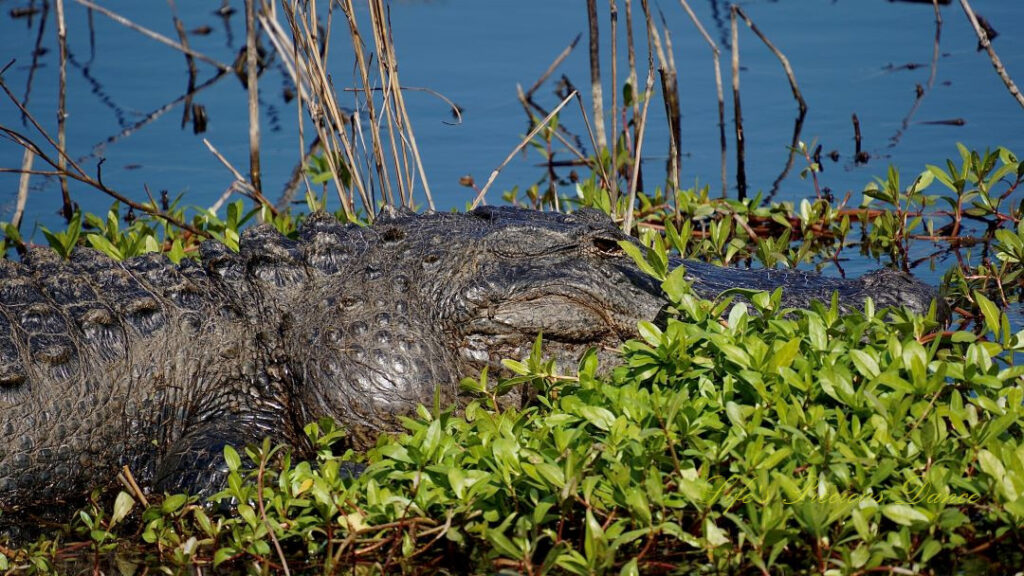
(4, 254, 1022, 574)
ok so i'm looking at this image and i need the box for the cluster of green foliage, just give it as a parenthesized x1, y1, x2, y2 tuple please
(1, 145, 1022, 574)
(8, 145, 1022, 330)
(2, 238, 1023, 574)
(571, 144, 1023, 321)
(0, 191, 328, 266)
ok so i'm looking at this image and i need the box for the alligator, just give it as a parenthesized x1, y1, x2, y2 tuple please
(0, 206, 944, 517)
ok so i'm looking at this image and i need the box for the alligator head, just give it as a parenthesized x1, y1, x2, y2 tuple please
(285, 207, 670, 447)
(435, 206, 670, 378)
(283, 206, 945, 448)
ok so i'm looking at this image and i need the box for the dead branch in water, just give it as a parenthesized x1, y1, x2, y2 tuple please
(677, 0, 727, 198)
(471, 91, 578, 209)
(732, 6, 806, 115)
(166, 0, 200, 130)
(958, 0, 1024, 109)
(888, 0, 944, 148)
(0, 76, 209, 238)
(73, 0, 231, 72)
(730, 7, 746, 200)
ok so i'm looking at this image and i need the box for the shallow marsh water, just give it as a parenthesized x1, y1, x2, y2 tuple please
(0, 0, 1022, 288)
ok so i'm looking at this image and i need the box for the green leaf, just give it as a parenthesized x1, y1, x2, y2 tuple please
(161, 493, 188, 514)
(109, 491, 135, 527)
(619, 241, 660, 279)
(704, 518, 730, 547)
(882, 504, 930, 527)
(973, 291, 1002, 338)
(637, 321, 663, 347)
(223, 445, 241, 471)
(213, 547, 237, 567)
(86, 234, 123, 260)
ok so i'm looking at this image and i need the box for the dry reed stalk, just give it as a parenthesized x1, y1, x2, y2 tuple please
(958, 0, 1024, 109)
(527, 34, 581, 98)
(470, 91, 578, 209)
(732, 6, 806, 115)
(116, 466, 149, 508)
(659, 16, 681, 204)
(730, 7, 746, 199)
(677, 0, 727, 197)
(245, 0, 263, 197)
(623, 0, 640, 141)
(626, 0, 658, 232)
(514, 83, 594, 183)
(55, 0, 72, 220)
(281, 0, 366, 217)
(258, 8, 307, 100)
(366, 5, 405, 208)
(14, 149, 32, 231)
(608, 1, 619, 205)
(255, 3, 315, 209)
(73, 0, 231, 72)
(640, 0, 681, 197)
(572, 92, 613, 197)
(622, 69, 656, 234)
(586, 0, 608, 153)
(371, 13, 406, 207)
(369, 0, 422, 208)
(202, 138, 262, 212)
(340, 0, 394, 208)
(343, 86, 462, 125)
(369, 0, 432, 209)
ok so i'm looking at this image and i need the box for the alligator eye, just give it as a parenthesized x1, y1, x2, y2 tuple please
(592, 236, 624, 256)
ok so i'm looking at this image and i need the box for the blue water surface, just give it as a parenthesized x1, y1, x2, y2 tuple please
(0, 0, 1022, 285)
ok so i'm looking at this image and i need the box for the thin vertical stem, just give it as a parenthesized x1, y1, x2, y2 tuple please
(341, 0, 392, 209)
(14, 149, 33, 231)
(586, 0, 608, 152)
(55, 0, 72, 220)
(608, 0, 619, 206)
(245, 0, 263, 197)
(623, 0, 640, 149)
(730, 6, 746, 200)
(677, 0, 727, 197)
(623, 70, 655, 234)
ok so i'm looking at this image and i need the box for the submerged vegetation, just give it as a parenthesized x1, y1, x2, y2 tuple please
(0, 0, 1023, 574)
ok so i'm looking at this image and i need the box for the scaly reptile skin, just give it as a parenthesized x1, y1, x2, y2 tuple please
(0, 207, 944, 515)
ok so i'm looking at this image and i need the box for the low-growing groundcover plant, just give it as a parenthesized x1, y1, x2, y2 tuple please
(1, 257, 1022, 575)
(0, 146, 1021, 574)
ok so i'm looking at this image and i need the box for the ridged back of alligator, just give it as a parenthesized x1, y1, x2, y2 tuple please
(0, 245, 230, 500)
